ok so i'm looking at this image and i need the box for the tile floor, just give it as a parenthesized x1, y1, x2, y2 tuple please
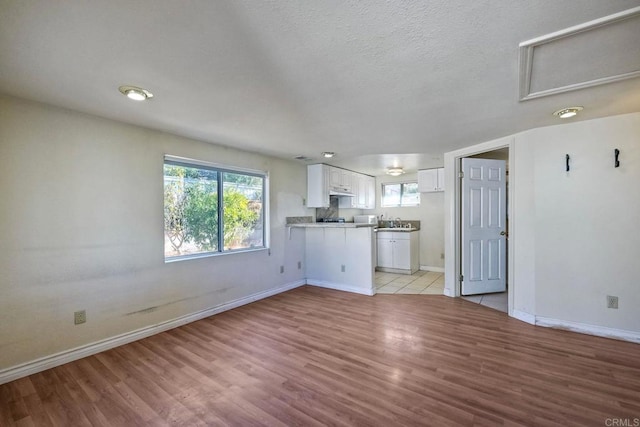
(375, 270, 508, 314)
(375, 270, 444, 295)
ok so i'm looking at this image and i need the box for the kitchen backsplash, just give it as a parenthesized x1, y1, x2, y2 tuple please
(286, 216, 313, 224)
(316, 196, 339, 219)
(379, 219, 421, 229)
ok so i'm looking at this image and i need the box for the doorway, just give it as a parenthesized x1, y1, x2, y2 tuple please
(460, 150, 509, 312)
(443, 138, 514, 316)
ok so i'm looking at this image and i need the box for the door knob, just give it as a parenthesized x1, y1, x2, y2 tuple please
(500, 231, 507, 236)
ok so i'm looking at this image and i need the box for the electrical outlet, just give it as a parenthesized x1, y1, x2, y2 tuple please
(297, 261, 302, 270)
(74, 310, 86, 325)
(341, 264, 346, 272)
(607, 295, 618, 309)
(280, 265, 284, 274)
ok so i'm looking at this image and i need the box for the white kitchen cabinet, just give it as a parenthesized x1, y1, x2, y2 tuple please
(305, 163, 374, 210)
(329, 167, 352, 192)
(376, 231, 419, 274)
(307, 164, 330, 207)
(309, 164, 360, 208)
(393, 238, 411, 270)
(340, 173, 376, 209)
(363, 175, 376, 209)
(418, 168, 444, 192)
(339, 171, 358, 208)
(376, 235, 394, 268)
(356, 175, 369, 209)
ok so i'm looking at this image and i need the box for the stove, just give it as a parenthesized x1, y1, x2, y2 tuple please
(317, 217, 345, 223)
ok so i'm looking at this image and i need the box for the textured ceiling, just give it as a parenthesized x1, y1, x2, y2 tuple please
(1, 0, 639, 176)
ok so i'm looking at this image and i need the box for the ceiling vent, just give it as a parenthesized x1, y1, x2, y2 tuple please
(294, 155, 313, 161)
(519, 6, 640, 101)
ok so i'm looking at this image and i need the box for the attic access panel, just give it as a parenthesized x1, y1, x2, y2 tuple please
(519, 6, 640, 101)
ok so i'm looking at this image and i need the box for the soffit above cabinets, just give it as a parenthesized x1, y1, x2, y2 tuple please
(519, 6, 640, 101)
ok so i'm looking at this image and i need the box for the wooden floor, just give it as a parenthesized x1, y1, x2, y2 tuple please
(1, 286, 639, 426)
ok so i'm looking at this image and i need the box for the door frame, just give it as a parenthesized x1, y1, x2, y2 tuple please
(443, 136, 515, 316)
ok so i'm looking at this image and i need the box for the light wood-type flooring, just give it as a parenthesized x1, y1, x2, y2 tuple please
(1, 286, 639, 426)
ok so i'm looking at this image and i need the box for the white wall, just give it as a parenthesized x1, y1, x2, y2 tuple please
(513, 113, 640, 333)
(371, 173, 445, 270)
(0, 95, 312, 370)
(445, 113, 639, 338)
(511, 140, 536, 318)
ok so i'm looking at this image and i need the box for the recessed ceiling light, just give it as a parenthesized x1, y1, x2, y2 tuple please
(386, 167, 405, 176)
(322, 152, 335, 158)
(553, 106, 583, 119)
(119, 85, 154, 101)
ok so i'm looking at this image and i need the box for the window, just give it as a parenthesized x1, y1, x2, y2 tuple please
(163, 156, 266, 260)
(381, 182, 420, 207)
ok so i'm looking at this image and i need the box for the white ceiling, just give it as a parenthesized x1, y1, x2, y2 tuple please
(1, 1, 639, 176)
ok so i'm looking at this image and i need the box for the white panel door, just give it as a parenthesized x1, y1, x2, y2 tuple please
(461, 158, 506, 295)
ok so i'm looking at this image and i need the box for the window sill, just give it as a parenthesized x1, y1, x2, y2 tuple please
(164, 247, 268, 263)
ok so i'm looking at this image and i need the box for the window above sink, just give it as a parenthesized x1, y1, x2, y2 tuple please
(381, 182, 420, 207)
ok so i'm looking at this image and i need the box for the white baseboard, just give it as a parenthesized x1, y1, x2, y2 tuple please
(306, 279, 375, 296)
(512, 309, 536, 325)
(0, 280, 306, 386)
(375, 266, 416, 275)
(420, 265, 444, 273)
(535, 316, 640, 344)
(443, 288, 455, 297)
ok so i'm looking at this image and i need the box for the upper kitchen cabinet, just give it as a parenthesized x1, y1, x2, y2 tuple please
(339, 173, 375, 209)
(329, 167, 352, 192)
(307, 164, 330, 207)
(362, 175, 376, 209)
(418, 168, 444, 192)
(308, 164, 376, 209)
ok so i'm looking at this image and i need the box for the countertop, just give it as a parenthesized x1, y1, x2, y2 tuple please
(287, 223, 377, 228)
(376, 227, 420, 232)
(286, 223, 419, 231)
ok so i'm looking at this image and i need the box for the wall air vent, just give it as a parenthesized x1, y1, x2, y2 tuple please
(519, 6, 640, 101)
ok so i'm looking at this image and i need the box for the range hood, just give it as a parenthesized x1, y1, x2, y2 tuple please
(329, 187, 355, 197)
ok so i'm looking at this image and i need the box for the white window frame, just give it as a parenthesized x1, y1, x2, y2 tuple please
(381, 181, 420, 207)
(164, 155, 269, 262)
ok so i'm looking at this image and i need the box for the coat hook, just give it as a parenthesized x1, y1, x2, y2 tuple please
(614, 149, 620, 168)
(566, 154, 570, 172)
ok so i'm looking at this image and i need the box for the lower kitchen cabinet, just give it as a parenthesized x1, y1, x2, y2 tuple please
(376, 231, 419, 274)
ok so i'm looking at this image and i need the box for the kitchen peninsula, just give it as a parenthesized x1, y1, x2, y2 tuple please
(287, 219, 377, 295)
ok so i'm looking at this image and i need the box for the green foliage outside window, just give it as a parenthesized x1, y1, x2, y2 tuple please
(164, 163, 264, 258)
